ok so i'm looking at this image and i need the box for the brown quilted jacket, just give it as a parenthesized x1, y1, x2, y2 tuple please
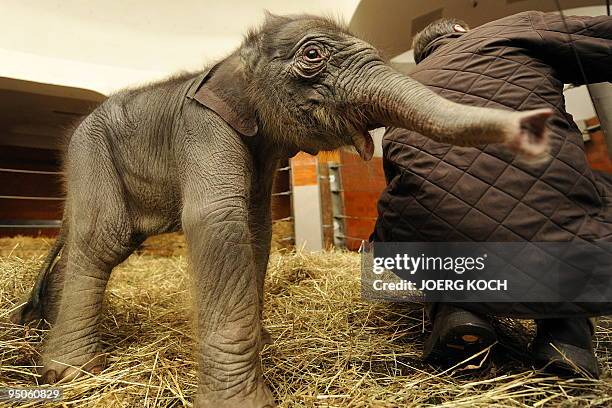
(373, 11, 612, 317)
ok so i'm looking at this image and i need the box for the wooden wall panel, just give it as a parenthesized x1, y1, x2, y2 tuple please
(0, 227, 59, 237)
(291, 152, 318, 186)
(339, 150, 386, 250)
(0, 198, 64, 220)
(584, 117, 612, 173)
(0, 145, 64, 236)
(0, 145, 62, 171)
(0, 171, 63, 197)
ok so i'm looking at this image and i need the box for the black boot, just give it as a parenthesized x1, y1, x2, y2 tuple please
(531, 318, 599, 378)
(423, 304, 497, 364)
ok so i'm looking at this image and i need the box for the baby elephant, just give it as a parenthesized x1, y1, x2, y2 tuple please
(11, 13, 551, 408)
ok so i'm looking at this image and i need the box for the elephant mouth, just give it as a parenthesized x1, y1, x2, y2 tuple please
(350, 126, 376, 161)
(351, 131, 374, 161)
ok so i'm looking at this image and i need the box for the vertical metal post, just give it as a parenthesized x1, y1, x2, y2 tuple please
(328, 162, 346, 248)
(588, 83, 612, 158)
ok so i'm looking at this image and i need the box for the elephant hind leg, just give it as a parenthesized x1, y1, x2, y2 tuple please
(37, 150, 143, 382)
(39, 212, 140, 384)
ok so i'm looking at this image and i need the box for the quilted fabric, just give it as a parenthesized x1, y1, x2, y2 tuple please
(372, 11, 612, 317)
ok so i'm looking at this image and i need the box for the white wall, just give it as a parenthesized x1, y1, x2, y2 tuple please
(292, 185, 324, 251)
(0, 0, 361, 94)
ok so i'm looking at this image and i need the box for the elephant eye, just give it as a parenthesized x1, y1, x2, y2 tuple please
(294, 44, 326, 78)
(304, 46, 323, 62)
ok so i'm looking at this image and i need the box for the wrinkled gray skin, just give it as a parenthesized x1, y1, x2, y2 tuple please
(10, 14, 551, 408)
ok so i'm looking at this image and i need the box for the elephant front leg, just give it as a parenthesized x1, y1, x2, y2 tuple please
(183, 201, 274, 408)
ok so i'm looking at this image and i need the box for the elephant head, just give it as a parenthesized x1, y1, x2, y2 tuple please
(194, 13, 551, 161)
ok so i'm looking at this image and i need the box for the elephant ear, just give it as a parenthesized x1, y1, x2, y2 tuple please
(189, 55, 258, 137)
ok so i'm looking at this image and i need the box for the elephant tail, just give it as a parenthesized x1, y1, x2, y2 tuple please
(31, 229, 66, 307)
(9, 226, 66, 325)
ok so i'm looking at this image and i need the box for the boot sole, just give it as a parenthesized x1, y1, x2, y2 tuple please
(423, 312, 497, 364)
(532, 341, 600, 379)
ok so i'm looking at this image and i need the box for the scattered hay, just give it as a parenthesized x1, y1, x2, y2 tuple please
(0, 236, 55, 258)
(0, 218, 294, 259)
(0, 237, 610, 407)
(270, 220, 295, 250)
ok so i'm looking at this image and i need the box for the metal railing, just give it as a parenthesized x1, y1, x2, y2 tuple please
(323, 161, 383, 249)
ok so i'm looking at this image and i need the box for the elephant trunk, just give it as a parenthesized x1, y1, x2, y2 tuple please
(347, 65, 552, 161)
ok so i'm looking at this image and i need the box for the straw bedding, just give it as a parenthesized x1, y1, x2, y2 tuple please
(0, 234, 610, 407)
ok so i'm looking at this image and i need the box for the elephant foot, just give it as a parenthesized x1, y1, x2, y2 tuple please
(39, 353, 106, 384)
(195, 381, 275, 408)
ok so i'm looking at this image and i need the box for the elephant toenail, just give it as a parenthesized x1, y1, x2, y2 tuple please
(43, 370, 57, 384)
(90, 365, 104, 375)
